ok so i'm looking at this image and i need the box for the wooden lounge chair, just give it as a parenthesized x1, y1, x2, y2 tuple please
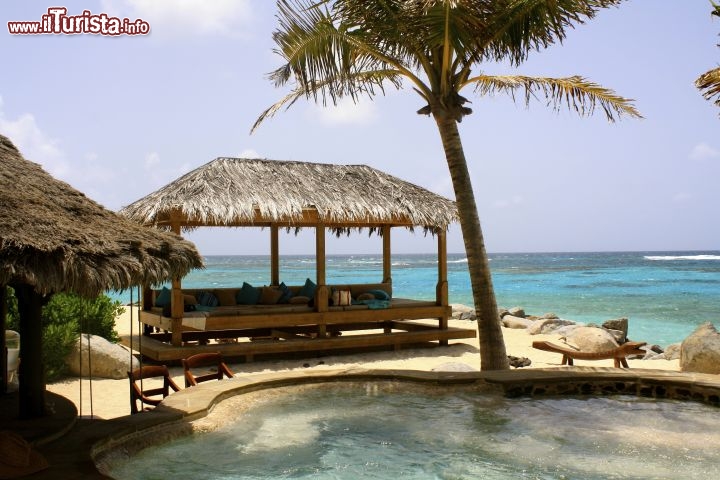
(532, 340, 647, 368)
(128, 365, 181, 414)
(182, 352, 235, 387)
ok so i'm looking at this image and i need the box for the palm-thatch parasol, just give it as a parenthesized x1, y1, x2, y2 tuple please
(120, 157, 458, 232)
(0, 133, 203, 418)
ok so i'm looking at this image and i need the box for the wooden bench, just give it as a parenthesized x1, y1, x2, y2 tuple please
(532, 340, 647, 368)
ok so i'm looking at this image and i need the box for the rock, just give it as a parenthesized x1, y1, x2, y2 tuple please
(662, 343, 681, 360)
(451, 304, 475, 320)
(507, 356, 531, 368)
(502, 315, 534, 329)
(602, 318, 628, 342)
(680, 322, 720, 374)
(649, 344, 664, 354)
(527, 318, 576, 335)
(605, 329, 626, 344)
(431, 362, 477, 372)
(498, 308, 510, 319)
(539, 312, 559, 320)
(508, 307, 526, 318)
(66, 334, 139, 379)
(553, 324, 584, 337)
(565, 326, 619, 353)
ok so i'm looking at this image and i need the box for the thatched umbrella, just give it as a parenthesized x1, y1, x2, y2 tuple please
(121, 157, 458, 347)
(0, 134, 203, 418)
(120, 157, 458, 231)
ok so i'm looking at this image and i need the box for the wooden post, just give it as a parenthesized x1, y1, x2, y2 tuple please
(382, 225, 392, 284)
(315, 225, 328, 337)
(14, 284, 45, 418)
(270, 225, 280, 286)
(436, 229, 449, 344)
(436, 229, 448, 306)
(1, 285, 6, 394)
(170, 218, 184, 346)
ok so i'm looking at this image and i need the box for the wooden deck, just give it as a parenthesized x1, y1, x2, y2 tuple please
(121, 320, 477, 362)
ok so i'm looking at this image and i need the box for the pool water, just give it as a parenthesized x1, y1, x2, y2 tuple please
(107, 382, 720, 480)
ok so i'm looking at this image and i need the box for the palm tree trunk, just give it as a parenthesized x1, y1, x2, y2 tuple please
(433, 114, 509, 370)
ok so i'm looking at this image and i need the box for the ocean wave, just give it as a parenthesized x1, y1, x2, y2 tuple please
(447, 258, 469, 264)
(644, 255, 720, 261)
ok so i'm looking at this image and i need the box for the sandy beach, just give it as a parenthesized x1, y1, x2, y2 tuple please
(46, 307, 680, 420)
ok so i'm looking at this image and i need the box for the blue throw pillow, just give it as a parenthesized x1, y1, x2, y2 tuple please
(367, 289, 390, 301)
(197, 291, 219, 307)
(297, 278, 317, 299)
(155, 287, 171, 307)
(236, 282, 261, 305)
(278, 282, 294, 304)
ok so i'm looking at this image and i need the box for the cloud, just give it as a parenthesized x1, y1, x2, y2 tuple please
(238, 148, 262, 159)
(493, 195, 525, 209)
(689, 142, 719, 161)
(0, 97, 70, 178)
(315, 98, 377, 126)
(105, 0, 254, 38)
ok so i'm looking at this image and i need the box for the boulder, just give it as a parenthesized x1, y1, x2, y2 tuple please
(527, 318, 576, 335)
(498, 308, 510, 319)
(605, 329, 626, 344)
(565, 326, 619, 353)
(602, 318, 628, 342)
(66, 334, 139, 379)
(539, 312, 559, 320)
(508, 307, 526, 318)
(662, 343, 681, 360)
(553, 324, 584, 337)
(451, 304, 475, 320)
(502, 315, 534, 329)
(680, 322, 720, 374)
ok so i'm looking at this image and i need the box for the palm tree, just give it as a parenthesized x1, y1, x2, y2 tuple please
(696, 2, 720, 110)
(253, 0, 641, 370)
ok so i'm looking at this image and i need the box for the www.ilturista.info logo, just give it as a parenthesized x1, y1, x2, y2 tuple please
(8, 7, 150, 36)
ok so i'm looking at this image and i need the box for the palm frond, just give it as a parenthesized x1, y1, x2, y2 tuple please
(252, 69, 402, 133)
(696, 67, 720, 109)
(469, 74, 642, 122)
(479, 0, 626, 66)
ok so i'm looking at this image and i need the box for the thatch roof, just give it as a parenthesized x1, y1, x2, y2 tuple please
(0, 134, 203, 297)
(120, 158, 458, 232)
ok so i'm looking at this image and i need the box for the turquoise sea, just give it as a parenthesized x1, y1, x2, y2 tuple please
(111, 251, 720, 348)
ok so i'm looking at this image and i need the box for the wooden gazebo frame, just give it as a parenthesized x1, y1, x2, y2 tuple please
(121, 158, 476, 360)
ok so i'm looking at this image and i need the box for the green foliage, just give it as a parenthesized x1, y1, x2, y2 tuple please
(3, 288, 125, 382)
(4, 286, 20, 331)
(43, 293, 124, 343)
(42, 321, 79, 381)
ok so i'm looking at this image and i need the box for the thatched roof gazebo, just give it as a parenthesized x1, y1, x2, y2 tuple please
(0, 134, 203, 418)
(121, 158, 466, 354)
(121, 157, 458, 231)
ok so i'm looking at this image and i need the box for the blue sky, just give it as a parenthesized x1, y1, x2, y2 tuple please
(1, 1, 719, 255)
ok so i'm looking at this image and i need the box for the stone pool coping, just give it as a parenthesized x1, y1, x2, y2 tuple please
(90, 366, 720, 476)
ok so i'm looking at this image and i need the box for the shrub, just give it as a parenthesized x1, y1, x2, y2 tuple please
(42, 321, 79, 380)
(43, 293, 124, 343)
(4, 286, 20, 331)
(3, 288, 125, 381)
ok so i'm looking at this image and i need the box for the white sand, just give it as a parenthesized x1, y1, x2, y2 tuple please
(46, 307, 680, 419)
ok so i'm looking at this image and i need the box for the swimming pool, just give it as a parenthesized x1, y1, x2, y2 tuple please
(103, 380, 720, 479)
